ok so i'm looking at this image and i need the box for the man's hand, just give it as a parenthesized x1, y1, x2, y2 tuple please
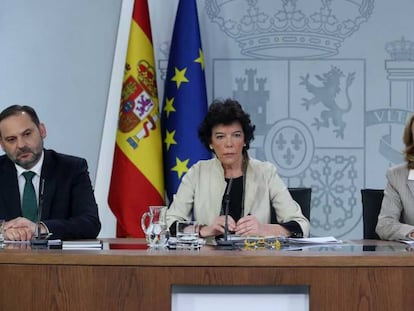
(4, 217, 36, 241)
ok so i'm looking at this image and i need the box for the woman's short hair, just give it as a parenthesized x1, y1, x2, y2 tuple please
(403, 113, 414, 169)
(198, 98, 255, 152)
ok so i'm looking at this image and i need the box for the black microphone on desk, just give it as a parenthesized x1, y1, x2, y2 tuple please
(223, 178, 233, 241)
(216, 178, 234, 249)
(31, 178, 48, 247)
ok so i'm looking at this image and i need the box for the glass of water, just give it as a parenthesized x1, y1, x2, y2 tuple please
(0, 219, 5, 243)
(176, 220, 200, 250)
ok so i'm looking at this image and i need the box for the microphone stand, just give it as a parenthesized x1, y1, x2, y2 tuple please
(31, 178, 48, 247)
(223, 178, 233, 241)
(216, 178, 234, 249)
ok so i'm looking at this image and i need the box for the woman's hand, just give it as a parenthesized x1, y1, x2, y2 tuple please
(236, 215, 290, 237)
(199, 215, 236, 238)
(235, 215, 260, 236)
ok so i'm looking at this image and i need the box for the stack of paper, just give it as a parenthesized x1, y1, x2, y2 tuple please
(62, 240, 103, 250)
(287, 236, 342, 244)
(398, 239, 414, 246)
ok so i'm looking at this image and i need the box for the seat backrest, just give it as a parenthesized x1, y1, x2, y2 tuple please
(361, 189, 384, 239)
(270, 187, 312, 223)
(288, 187, 311, 220)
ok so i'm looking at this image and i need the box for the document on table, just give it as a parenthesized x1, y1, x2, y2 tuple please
(62, 240, 103, 250)
(3, 239, 61, 246)
(397, 239, 414, 246)
(223, 235, 281, 241)
(287, 236, 342, 244)
(217, 235, 342, 244)
(2, 239, 104, 249)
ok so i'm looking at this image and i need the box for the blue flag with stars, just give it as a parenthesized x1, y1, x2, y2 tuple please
(162, 0, 211, 203)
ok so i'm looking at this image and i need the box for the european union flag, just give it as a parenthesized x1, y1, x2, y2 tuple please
(162, 0, 211, 203)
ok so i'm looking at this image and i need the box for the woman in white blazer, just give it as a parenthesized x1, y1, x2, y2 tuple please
(166, 99, 310, 239)
(376, 114, 414, 240)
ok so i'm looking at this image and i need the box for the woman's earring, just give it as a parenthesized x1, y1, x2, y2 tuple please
(209, 145, 213, 150)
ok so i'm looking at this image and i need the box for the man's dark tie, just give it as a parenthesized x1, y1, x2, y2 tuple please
(22, 171, 38, 222)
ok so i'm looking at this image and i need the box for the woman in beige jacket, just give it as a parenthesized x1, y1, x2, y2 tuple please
(166, 98, 310, 239)
(376, 113, 414, 240)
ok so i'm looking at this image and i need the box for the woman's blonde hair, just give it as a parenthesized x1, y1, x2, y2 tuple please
(403, 114, 414, 169)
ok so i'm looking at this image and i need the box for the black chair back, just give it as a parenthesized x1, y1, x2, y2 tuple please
(361, 189, 384, 239)
(271, 187, 312, 223)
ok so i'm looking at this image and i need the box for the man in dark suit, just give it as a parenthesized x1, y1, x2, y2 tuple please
(0, 105, 101, 240)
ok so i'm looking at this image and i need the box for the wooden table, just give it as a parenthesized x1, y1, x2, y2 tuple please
(0, 239, 413, 311)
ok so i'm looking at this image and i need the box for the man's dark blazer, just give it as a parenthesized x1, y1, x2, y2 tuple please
(0, 149, 101, 239)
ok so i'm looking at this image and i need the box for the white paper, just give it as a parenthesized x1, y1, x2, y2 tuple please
(287, 236, 342, 244)
(397, 239, 414, 245)
(62, 240, 103, 249)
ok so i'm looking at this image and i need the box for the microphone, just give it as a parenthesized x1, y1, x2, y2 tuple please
(216, 178, 234, 249)
(223, 178, 233, 241)
(31, 178, 48, 247)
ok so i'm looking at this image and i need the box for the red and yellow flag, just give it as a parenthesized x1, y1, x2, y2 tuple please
(108, 0, 164, 237)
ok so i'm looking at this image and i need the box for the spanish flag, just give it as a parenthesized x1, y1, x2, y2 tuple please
(108, 0, 164, 237)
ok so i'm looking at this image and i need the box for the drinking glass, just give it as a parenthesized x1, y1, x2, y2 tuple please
(176, 220, 200, 250)
(0, 219, 5, 243)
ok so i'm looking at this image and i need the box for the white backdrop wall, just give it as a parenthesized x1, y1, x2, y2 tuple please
(0, 0, 128, 237)
(1, 0, 414, 239)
